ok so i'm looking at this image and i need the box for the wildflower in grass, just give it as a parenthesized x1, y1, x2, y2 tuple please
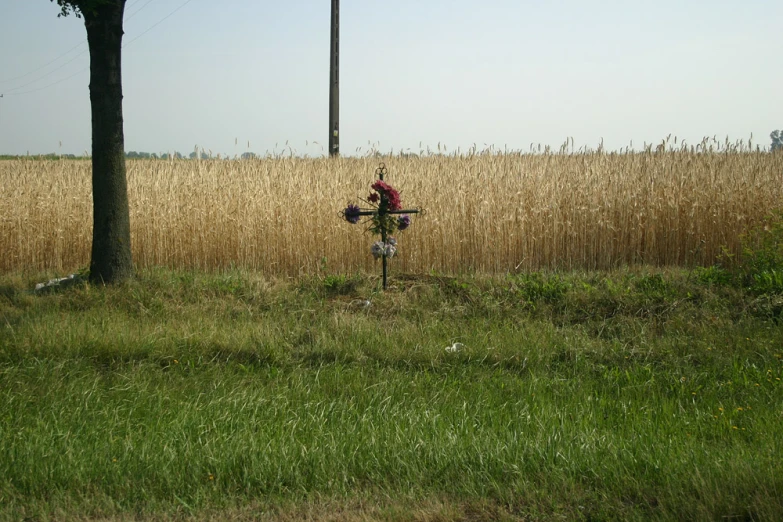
(344, 204, 361, 224)
(680, 376, 687, 383)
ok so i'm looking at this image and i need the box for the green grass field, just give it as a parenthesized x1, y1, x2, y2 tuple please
(1, 266, 782, 521)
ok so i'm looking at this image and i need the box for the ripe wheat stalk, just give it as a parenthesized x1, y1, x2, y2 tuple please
(1, 143, 782, 275)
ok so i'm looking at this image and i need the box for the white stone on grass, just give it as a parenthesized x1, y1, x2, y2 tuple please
(34, 274, 84, 294)
(445, 342, 464, 353)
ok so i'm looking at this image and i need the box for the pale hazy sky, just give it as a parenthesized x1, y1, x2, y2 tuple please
(0, 0, 780, 156)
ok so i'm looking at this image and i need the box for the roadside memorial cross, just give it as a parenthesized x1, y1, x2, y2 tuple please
(341, 163, 422, 290)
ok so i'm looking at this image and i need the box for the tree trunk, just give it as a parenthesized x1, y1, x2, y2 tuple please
(83, 0, 133, 284)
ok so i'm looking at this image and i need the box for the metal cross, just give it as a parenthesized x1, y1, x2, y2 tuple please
(344, 163, 421, 290)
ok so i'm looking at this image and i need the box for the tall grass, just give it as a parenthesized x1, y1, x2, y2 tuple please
(1, 267, 782, 520)
(2, 141, 782, 275)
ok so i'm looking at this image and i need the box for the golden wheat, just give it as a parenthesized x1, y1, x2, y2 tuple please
(2, 145, 782, 275)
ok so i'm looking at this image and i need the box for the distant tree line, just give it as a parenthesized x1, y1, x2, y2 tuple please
(3, 133, 781, 162)
(0, 152, 259, 160)
(0, 153, 82, 160)
(125, 151, 184, 159)
(124, 151, 259, 160)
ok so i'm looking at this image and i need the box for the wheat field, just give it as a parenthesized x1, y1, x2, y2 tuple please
(2, 144, 782, 276)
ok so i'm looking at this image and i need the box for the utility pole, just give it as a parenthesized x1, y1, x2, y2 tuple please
(328, 0, 339, 157)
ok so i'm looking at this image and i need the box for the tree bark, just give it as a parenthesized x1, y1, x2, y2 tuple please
(83, 0, 133, 284)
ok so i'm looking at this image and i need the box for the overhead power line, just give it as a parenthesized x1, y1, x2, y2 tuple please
(1, 0, 195, 97)
(125, 0, 158, 21)
(2, 49, 88, 95)
(2, 68, 89, 97)
(0, 41, 86, 86)
(0, 0, 145, 86)
(123, 0, 195, 48)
